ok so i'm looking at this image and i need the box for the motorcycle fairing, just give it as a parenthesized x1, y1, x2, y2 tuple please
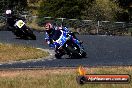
(14, 20, 25, 29)
(54, 30, 68, 48)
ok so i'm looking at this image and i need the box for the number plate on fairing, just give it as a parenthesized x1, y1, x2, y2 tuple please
(14, 20, 25, 28)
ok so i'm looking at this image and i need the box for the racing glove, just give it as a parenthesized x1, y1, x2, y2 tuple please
(49, 40, 55, 48)
(49, 44, 54, 48)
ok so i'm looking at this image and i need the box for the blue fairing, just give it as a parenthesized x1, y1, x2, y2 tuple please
(73, 39, 80, 46)
(63, 27, 70, 33)
(47, 27, 82, 50)
(46, 27, 86, 58)
(53, 30, 69, 47)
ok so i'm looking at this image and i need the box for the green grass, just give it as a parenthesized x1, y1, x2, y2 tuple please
(0, 67, 132, 88)
(0, 43, 49, 63)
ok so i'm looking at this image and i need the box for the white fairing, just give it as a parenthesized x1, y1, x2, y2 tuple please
(14, 20, 25, 28)
(55, 30, 64, 44)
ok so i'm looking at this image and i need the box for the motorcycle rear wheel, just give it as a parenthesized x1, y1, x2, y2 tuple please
(24, 28, 36, 40)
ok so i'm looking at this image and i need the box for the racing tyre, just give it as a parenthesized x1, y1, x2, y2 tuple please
(25, 28, 36, 40)
(67, 43, 82, 59)
(55, 53, 62, 59)
(81, 51, 87, 58)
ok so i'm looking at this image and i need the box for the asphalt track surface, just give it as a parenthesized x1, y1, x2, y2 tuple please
(0, 31, 132, 68)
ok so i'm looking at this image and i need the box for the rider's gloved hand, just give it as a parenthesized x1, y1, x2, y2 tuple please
(49, 43, 55, 48)
(45, 39, 53, 44)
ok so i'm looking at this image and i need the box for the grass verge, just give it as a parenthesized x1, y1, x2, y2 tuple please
(0, 67, 132, 88)
(0, 43, 49, 63)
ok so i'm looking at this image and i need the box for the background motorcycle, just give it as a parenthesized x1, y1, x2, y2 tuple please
(9, 19, 36, 40)
(53, 27, 87, 59)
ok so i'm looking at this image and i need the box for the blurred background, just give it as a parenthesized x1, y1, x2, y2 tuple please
(0, 0, 132, 36)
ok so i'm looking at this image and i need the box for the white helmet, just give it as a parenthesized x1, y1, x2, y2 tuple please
(6, 10, 12, 15)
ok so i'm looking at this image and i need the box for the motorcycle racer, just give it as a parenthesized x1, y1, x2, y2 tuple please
(5, 9, 23, 28)
(44, 22, 82, 47)
(5, 9, 36, 40)
(44, 22, 62, 48)
(44, 22, 83, 58)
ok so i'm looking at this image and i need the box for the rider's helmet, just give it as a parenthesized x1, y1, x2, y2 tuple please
(45, 22, 54, 33)
(45, 22, 53, 30)
(6, 10, 12, 15)
(5, 9, 12, 18)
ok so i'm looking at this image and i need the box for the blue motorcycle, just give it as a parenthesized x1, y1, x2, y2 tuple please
(53, 27, 87, 59)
